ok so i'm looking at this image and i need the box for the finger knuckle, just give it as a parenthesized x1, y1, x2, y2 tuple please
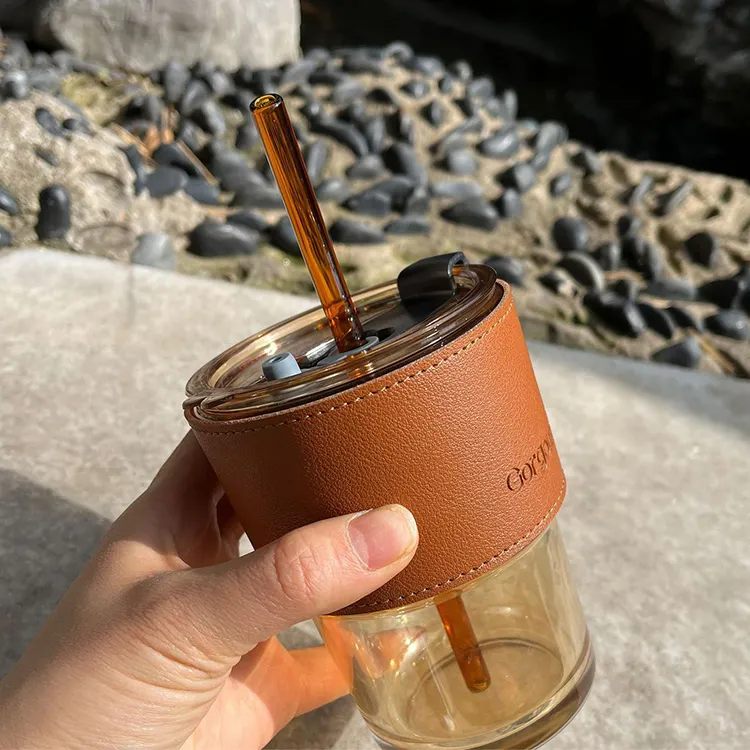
(270, 531, 333, 606)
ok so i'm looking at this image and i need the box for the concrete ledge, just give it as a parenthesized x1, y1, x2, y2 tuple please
(1, 250, 748, 749)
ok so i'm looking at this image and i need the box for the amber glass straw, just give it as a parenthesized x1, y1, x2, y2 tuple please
(251, 93, 366, 353)
(438, 594, 491, 693)
(252, 93, 489, 694)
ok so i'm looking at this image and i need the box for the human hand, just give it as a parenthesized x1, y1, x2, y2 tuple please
(0, 433, 418, 750)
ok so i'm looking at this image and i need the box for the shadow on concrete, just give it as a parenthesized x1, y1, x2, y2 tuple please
(267, 695, 359, 750)
(0, 469, 110, 677)
(529, 343, 750, 442)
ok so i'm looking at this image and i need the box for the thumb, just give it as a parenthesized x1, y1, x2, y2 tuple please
(152, 505, 418, 660)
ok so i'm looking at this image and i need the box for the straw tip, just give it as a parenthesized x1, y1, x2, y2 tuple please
(251, 93, 283, 111)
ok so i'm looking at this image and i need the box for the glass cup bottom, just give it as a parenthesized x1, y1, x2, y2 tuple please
(318, 521, 593, 750)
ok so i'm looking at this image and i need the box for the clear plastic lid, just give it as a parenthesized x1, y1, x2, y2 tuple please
(185, 263, 502, 420)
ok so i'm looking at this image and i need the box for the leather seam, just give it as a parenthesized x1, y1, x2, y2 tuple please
(191, 298, 516, 435)
(349, 477, 566, 609)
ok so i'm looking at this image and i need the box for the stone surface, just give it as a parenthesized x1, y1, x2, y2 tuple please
(0, 92, 205, 260)
(1, 251, 749, 750)
(32, 0, 300, 73)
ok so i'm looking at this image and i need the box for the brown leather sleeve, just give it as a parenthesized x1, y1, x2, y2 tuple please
(185, 283, 566, 615)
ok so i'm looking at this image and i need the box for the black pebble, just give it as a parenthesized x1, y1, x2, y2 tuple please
(178, 79, 211, 117)
(188, 220, 260, 257)
(224, 88, 255, 112)
(345, 190, 391, 217)
(448, 60, 472, 82)
(458, 95, 481, 117)
(153, 143, 201, 177)
(236, 120, 260, 150)
(303, 140, 331, 186)
(479, 127, 520, 159)
(330, 218, 386, 244)
(616, 214, 642, 238)
(571, 148, 602, 176)
(331, 78, 366, 106)
(699, 277, 746, 309)
(177, 120, 201, 153)
(311, 117, 369, 157)
(483, 97, 504, 119)
(35, 107, 65, 137)
(402, 79, 430, 98)
(552, 216, 588, 252)
(549, 171, 572, 197)
(406, 56, 444, 77)
(637, 302, 676, 339)
(528, 151, 551, 173)
(441, 197, 498, 231)
(382, 41, 414, 62)
(353, 177, 414, 207)
(705, 310, 750, 340)
(184, 178, 220, 205)
(202, 144, 253, 190)
(147, 166, 189, 198)
(36, 185, 71, 240)
(35, 148, 58, 167)
(0, 186, 19, 216)
(122, 145, 147, 195)
(519, 118, 540, 134)
(162, 60, 191, 104)
(316, 178, 351, 202)
(279, 58, 318, 87)
(644, 278, 697, 302)
(538, 269, 576, 297)
(340, 101, 369, 126)
(444, 148, 476, 176)
(610, 278, 640, 301)
(193, 100, 226, 137)
(0, 226, 12, 248)
(385, 216, 431, 235)
(559, 252, 606, 291)
(396, 113, 416, 145)
(652, 338, 702, 368)
(625, 175, 654, 207)
(501, 89, 518, 121)
(368, 86, 400, 106)
(309, 68, 347, 86)
(27, 68, 61, 93)
(300, 99, 324, 122)
(502, 163, 536, 193)
(684, 231, 718, 268)
(402, 185, 430, 215)
(384, 142, 427, 184)
(430, 180, 483, 200)
(433, 132, 468, 159)
(124, 92, 161, 123)
(2, 70, 29, 99)
(227, 210, 269, 233)
(657, 181, 693, 216)
(666, 306, 704, 332)
(584, 291, 646, 338)
(483, 255, 525, 286)
(271, 216, 301, 255)
(622, 236, 662, 280)
(341, 52, 387, 76)
(421, 100, 445, 128)
(496, 188, 522, 218)
(438, 75, 457, 95)
(535, 121, 565, 153)
(62, 117, 91, 135)
(595, 243, 621, 271)
(467, 76, 494, 100)
(346, 154, 385, 180)
(362, 115, 387, 154)
(231, 182, 284, 209)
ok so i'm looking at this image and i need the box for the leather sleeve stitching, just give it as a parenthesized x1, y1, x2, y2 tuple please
(349, 477, 566, 608)
(191, 298, 515, 435)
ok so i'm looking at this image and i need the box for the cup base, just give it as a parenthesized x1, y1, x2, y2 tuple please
(370, 632, 595, 750)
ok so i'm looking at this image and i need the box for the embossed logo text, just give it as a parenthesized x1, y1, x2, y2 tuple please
(506, 433, 555, 492)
